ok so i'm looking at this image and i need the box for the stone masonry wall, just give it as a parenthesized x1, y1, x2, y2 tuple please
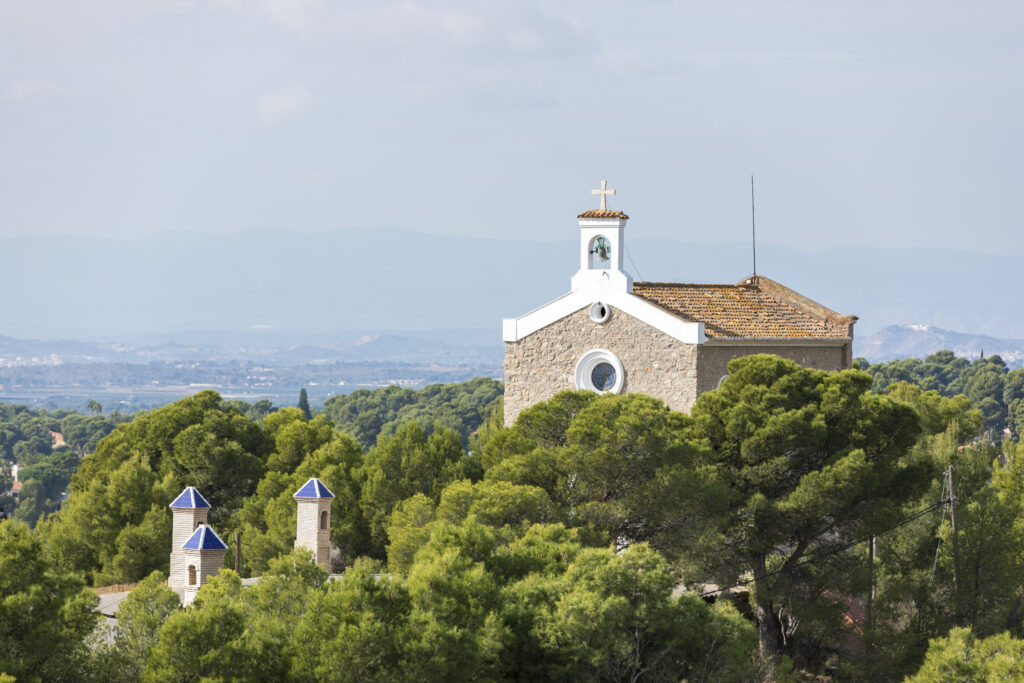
(695, 343, 850, 396)
(504, 306, 699, 425)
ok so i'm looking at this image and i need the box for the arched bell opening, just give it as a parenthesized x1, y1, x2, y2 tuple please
(588, 235, 612, 270)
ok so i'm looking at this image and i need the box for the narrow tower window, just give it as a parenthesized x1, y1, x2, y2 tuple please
(188, 565, 197, 586)
(320, 510, 328, 530)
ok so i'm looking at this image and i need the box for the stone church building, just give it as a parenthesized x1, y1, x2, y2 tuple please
(502, 184, 857, 425)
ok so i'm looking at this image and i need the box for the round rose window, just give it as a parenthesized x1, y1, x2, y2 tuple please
(591, 362, 616, 391)
(574, 349, 625, 394)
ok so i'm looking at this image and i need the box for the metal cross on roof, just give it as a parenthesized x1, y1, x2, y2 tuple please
(591, 180, 615, 211)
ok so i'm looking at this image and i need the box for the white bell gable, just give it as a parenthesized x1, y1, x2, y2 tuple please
(502, 183, 705, 345)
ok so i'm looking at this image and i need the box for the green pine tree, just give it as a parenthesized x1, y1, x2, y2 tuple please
(297, 388, 312, 420)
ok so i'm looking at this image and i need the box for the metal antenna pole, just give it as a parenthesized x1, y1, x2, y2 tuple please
(751, 175, 757, 283)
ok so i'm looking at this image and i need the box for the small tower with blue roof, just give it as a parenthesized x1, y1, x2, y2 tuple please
(168, 486, 212, 590)
(179, 524, 228, 602)
(294, 477, 334, 568)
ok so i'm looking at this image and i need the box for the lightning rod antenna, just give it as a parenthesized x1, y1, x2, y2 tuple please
(750, 174, 758, 285)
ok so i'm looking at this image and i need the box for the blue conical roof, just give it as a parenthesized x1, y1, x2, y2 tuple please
(293, 477, 335, 499)
(181, 524, 228, 551)
(169, 486, 211, 509)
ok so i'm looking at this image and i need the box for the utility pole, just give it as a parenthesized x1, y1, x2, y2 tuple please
(865, 533, 876, 672)
(867, 535, 876, 632)
(947, 465, 960, 620)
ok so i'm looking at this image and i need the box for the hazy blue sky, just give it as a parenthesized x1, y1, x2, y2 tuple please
(2, 1, 1021, 254)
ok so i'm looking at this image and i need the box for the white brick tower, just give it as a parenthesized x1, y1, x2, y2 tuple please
(168, 486, 210, 590)
(294, 478, 334, 568)
(179, 524, 228, 605)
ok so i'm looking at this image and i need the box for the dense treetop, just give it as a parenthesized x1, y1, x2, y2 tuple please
(0, 404, 121, 526)
(32, 378, 503, 585)
(858, 350, 1024, 438)
(4, 354, 1024, 680)
(321, 377, 503, 449)
(0, 519, 98, 682)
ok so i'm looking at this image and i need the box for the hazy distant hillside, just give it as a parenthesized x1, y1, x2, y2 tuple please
(0, 331, 501, 367)
(0, 228, 1019, 339)
(856, 325, 1024, 368)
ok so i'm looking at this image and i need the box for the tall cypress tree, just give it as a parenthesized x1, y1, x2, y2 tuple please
(297, 388, 312, 419)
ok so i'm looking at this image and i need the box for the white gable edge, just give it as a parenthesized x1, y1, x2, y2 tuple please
(502, 287, 704, 344)
(503, 290, 589, 341)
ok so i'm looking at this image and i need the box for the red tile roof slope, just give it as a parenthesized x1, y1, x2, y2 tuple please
(632, 276, 856, 340)
(577, 209, 630, 219)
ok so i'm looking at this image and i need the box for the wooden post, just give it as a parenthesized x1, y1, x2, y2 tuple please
(235, 531, 241, 576)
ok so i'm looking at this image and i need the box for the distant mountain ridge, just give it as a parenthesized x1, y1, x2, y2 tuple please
(856, 325, 1024, 368)
(0, 331, 500, 368)
(5, 323, 1023, 371)
(0, 227, 1019, 340)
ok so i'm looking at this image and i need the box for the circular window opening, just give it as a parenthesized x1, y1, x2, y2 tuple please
(574, 349, 625, 394)
(591, 362, 616, 391)
(589, 302, 611, 324)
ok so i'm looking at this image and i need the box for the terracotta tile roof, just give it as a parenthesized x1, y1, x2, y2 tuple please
(632, 277, 855, 340)
(578, 209, 630, 219)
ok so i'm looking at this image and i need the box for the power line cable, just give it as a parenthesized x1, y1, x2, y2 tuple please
(699, 499, 950, 598)
(930, 477, 950, 580)
(624, 243, 644, 282)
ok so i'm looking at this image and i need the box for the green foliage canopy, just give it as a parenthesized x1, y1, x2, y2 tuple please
(0, 519, 99, 682)
(322, 377, 503, 449)
(357, 421, 481, 555)
(688, 355, 928, 656)
(41, 390, 271, 584)
(860, 351, 1019, 436)
(905, 627, 1024, 682)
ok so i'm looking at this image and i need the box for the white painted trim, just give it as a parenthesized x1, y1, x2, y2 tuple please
(575, 349, 625, 394)
(577, 218, 629, 228)
(503, 286, 705, 344)
(503, 290, 585, 341)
